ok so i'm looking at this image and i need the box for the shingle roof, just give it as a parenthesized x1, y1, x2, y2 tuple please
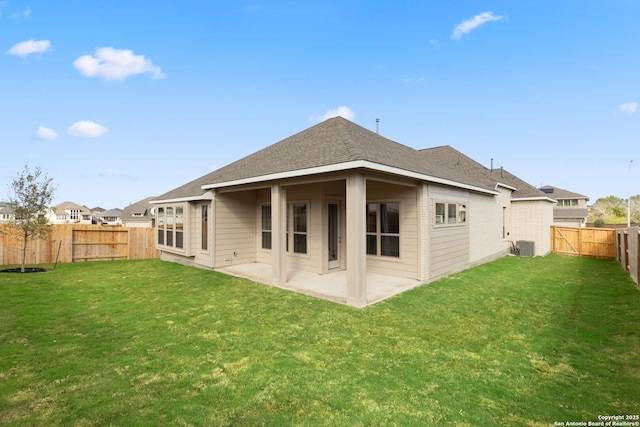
(51, 201, 91, 215)
(553, 207, 588, 219)
(122, 197, 156, 220)
(539, 185, 589, 201)
(155, 117, 548, 202)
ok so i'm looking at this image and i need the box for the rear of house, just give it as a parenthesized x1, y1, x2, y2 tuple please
(153, 117, 553, 306)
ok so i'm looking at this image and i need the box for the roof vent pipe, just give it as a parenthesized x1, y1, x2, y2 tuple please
(491, 158, 493, 172)
(376, 118, 380, 134)
(501, 166, 504, 178)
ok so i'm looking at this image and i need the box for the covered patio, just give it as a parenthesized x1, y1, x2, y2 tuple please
(217, 262, 424, 307)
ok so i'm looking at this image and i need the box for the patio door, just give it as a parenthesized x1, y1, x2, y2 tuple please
(328, 199, 342, 270)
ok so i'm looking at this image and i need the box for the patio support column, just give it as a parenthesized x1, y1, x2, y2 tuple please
(346, 172, 367, 307)
(271, 183, 287, 286)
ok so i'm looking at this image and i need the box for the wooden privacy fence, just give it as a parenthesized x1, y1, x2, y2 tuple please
(616, 227, 640, 287)
(0, 225, 158, 265)
(550, 225, 639, 287)
(550, 226, 616, 258)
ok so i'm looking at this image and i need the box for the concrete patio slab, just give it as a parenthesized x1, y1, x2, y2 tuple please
(216, 262, 424, 307)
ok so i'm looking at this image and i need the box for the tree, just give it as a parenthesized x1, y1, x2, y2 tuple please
(5, 164, 55, 272)
(588, 194, 640, 225)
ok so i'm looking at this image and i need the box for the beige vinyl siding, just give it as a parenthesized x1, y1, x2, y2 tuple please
(428, 185, 469, 280)
(215, 191, 256, 266)
(468, 187, 511, 265)
(366, 180, 419, 280)
(511, 200, 553, 256)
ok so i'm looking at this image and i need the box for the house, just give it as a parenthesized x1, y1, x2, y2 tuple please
(122, 197, 156, 228)
(47, 201, 92, 224)
(0, 202, 15, 223)
(153, 117, 554, 307)
(100, 208, 123, 226)
(539, 185, 589, 227)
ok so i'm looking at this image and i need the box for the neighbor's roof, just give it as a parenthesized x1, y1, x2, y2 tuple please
(51, 201, 91, 215)
(122, 196, 156, 220)
(553, 207, 588, 219)
(155, 117, 549, 202)
(540, 185, 589, 201)
(101, 208, 123, 217)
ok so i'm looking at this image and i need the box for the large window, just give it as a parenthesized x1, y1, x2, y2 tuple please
(157, 205, 184, 250)
(557, 199, 578, 207)
(260, 202, 308, 254)
(367, 202, 400, 257)
(435, 202, 466, 225)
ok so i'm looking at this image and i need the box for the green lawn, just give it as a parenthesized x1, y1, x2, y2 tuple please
(1, 255, 639, 426)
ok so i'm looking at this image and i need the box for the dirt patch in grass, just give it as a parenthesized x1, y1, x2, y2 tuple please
(0, 268, 48, 273)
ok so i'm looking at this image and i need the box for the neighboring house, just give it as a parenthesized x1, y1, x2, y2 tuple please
(101, 208, 123, 226)
(90, 207, 106, 224)
(0, 202, 15, 223)
(47, 201, 92, 224)
(539, 185, 589, 227)
(122, 197, 156, 228)
(153, 117, 554, 307)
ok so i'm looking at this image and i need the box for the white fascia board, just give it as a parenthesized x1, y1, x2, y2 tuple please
(512, 196, 557, 203)
(150, 191, 215, 204)
(495, 182, 518, 191)
(201, 160, 499, 195)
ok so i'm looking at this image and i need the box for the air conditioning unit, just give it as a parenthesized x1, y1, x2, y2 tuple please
(517, 240, 535, 257)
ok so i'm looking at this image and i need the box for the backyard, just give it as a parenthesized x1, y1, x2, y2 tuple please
(1, 255, 639, 426)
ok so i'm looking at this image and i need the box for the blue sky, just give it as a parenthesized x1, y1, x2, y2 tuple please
(2, 1, 639, 209)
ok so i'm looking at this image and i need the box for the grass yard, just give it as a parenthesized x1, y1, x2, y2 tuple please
(1, 255, 639, 426)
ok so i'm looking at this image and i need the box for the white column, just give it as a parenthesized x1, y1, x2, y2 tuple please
(346, 173, 367, 307)
(271, 183, 287, 286)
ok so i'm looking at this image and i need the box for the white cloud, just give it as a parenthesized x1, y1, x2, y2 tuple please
(403, 77, 425, 84)
(73, 47, 165, 81)
(451, 12, 504, 40)
(35, 126, 58, 140)
(311, 106, 355, 123)
(619, 102, 638, 114)
(68, 120, 109, 137)
(100, 169, 138, 180)
(12, 7, 31, 18)
(7, 39, 51, 57)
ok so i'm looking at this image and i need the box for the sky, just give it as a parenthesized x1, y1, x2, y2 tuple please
(1, 1, 639, 209)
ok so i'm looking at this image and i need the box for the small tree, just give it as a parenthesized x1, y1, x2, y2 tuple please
(6, 164, 55, 272)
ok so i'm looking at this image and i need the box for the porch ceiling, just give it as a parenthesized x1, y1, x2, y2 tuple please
(216, 263, 424, 307)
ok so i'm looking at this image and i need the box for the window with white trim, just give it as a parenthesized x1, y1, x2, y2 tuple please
(366, 202, 400, 257)
(290, 202, 308, 254)
(261, 204, 271, 250)
(157, 205, 184, 249)
(435, 202, 466, 225)
(260, 202, 308, 254)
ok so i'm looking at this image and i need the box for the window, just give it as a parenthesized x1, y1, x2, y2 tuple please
(70, 209, 80, 220)
(260, 202, 308, 254)
(261, 205, 271, 250)
(367, 202, 400, 257)
(201, 205, 208, 251)
(558, 199, 578, 207)
(292, 203, 307, 254)
(435, 202, 466, 225)
(157, 207, 164, 245)
(157, 204, 185, 250)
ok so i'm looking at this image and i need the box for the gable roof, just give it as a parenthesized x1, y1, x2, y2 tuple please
(539, 185, 589, 201)
(123, 197, 156, 220)
(155, 117, 549, 202)
(51, 201, 91, 215)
